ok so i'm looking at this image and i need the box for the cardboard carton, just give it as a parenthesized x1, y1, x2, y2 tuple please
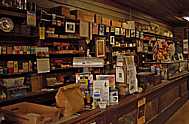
(1, 102, 60, 124)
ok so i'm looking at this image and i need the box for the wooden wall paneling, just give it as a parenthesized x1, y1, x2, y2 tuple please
(145, 77, 188, 124)
(180, 78, 188, 97)
(148, 95, 187, 124)
(159, 86, 180, 111)
(71, 10, 95, 22)
(173, 27, 185, 42)
(96, 14, 102, 24)
(111, 20, 122, 27)
(115, 109, 137, 124)
(105, 109, 118, 124)
(113, 101, 137, 124)
(102, 17, 111, 26)
(145, 98, 159, 122)
(86, 114, 106, 124)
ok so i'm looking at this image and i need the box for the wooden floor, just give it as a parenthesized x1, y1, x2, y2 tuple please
(165, 101, 189, 124)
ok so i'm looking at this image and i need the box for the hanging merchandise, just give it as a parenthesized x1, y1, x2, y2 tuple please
(153, 40, 175, 62)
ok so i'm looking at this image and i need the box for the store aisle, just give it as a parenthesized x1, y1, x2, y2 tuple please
(165, 101, 189, 124)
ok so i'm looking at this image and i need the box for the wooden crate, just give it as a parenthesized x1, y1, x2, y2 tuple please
(1, 102, 60, 124)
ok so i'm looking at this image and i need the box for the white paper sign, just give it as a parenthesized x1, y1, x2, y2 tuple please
(93, 80, 109, 105)
(116, 67, 125, 83)
(37, 58, 50, 73)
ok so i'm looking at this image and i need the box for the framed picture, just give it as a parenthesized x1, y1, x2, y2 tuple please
(126, 29, 130, 38)
(106, 26, 110, 33)
(110, 36, 115, 45)
(99, 24, 105, 36)
(111, 27, 115, 33)
(96, 39, 105, 57)
(121, 28, 126, 36)
(80, 21, 89, 38)
(92, 23, 98, 35)
(130, 29, 135, 37)
(115, 27, 120, 35)
(65, 22, 75, 33)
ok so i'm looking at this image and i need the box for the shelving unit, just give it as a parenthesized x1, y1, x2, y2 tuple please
(0, 1, 38, 101)
(39, 10, 87, 87)
(0, 5, 27, 18)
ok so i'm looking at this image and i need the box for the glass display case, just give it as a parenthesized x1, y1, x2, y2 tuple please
(142, 60, 189, 80)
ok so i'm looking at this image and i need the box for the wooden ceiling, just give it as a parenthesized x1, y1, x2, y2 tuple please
(112, 0, 189, 26)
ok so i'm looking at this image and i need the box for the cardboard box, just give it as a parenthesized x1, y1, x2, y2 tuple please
(112, 20, 122, 27)
(1, 102, 60, 124)
(71, 10, 94, 22)
(31, 75, 43, 92)
(102, 17, 111, 26)
(50, 6, 70, 17)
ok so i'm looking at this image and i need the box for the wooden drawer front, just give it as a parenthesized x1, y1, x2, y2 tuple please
(159, 86, 179, 111)
(145, 98, 159, 122)
(113, 110, 137, 124)
(180, 79, 188, 97)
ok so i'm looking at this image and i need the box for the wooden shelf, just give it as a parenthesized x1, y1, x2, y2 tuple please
(46, 34, 82, 40)
(0, 54, 36, 56)
(0, 72, 35, 77)
(6, 86, 30, 91)
(143, 32, 173, 40)
(112, 46, 136, 48)
(0, 6, 27, 18)
(139, 52, 153, 54)
(51, 67, 82, 71)
(0, 32, 37, 39)
(92, 34, 107, 37)
(49, 50, 85, 55)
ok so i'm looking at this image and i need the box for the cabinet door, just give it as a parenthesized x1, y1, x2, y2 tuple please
(113, 110, 137, 124)
(86, 115, 106, 124)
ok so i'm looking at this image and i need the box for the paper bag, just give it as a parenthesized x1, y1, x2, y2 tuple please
(55, 84, 84, 117)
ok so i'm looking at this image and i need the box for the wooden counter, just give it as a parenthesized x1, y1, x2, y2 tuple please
(57, 74, 189, 124)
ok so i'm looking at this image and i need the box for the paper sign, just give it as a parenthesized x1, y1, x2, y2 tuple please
(37, 58, 50, 73)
